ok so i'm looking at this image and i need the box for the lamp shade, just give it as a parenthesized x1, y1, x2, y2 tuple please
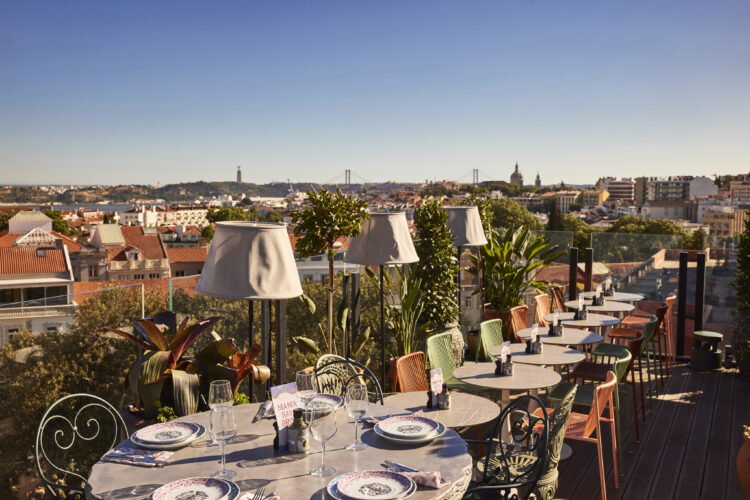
(196, 222, 303, 300)
(345, 212, 419, 265)
(445, 206, 488, 247)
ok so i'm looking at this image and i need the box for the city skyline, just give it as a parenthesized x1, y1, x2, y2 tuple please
(1, 1, 749, 186)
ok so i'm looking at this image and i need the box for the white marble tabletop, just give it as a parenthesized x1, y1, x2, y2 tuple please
(383, 391, 500, 428)
(543, 311, 621, 328)
(488, 343, 586, 367)
(516, 326, 604, 346)
(563, 299, 635, 313)
(453, 362, 561, 392)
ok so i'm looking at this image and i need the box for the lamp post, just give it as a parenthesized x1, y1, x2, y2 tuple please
(445, 206, 488, 333)
(345, 212, 419, 386)
(196, 222, 303, 399)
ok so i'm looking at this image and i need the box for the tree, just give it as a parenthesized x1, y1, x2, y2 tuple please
(206, 206, 247, 224)
(264, 209, 283, 223)
(490, 199, 543, 231)
(412, 201, 457, 329)
(547, 201, 563, 231)
(201, 225, 215, 241)
(685, 228, 707, 250)
(732, 210, 750, 375)
(44, 210, 70, 235)
(561, 214, 594, 251)
(290, 189, 369, 352)
(605, 216, 688, 237)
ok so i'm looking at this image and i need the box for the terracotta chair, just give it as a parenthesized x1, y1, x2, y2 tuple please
(393, 352, 429, 392)
(509, 304, 529, 342)
(550, 286, 566, 311)
(619, 303, 668, 385)
(534, 293, 551, 327)
(663, 294, 676, 369)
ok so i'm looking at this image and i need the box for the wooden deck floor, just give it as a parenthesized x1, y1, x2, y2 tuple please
(556, 362, 749, 499)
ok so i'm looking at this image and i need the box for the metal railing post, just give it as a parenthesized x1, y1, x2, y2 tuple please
(141, 283, 145, 319)
(274, 299, 287, 387)
(695, 252, 706, 332)
(568, 247, 578, 300)
(584, 248, 593, 292)
(677, 252, 688, 356)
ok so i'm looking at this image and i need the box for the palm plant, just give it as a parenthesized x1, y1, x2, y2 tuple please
(469, 226, 565, 312)
(108, 311, 270, 418)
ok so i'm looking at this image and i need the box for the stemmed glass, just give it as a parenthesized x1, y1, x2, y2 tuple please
(208, 380, 237, 479)
(296, 370, 318, 409)
(344, 383, 368, 451)
(307, 402, 337, 477)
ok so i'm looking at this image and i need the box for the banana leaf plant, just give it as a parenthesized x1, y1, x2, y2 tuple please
(107, 311, 270, 419)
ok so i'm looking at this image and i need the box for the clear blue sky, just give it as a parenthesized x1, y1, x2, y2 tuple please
(1, 1, 748, 186)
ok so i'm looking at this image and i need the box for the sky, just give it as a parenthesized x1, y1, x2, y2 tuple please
(1, 1, 749, 187)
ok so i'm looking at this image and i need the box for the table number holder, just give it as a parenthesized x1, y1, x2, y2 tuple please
(429, 368, 443, 407)
(495, 341, 513, 376)
(526, 324, 543, 354)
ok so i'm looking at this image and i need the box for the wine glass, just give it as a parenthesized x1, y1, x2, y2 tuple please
(307, 402, 337, 477)
(344, 383, 368, 451)
(209, 380, 233, 410)
(209, 405, 237, 479)
(296, 371, 318, 409)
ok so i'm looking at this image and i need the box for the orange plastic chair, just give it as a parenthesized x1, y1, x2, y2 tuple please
(534, 293, 551, 327)
(509, 304, 529, 342)
(393, 352, 429, 392)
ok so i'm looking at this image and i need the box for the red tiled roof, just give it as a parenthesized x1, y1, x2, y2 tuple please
(166, 247, 208, 263)
(0, 230, 83, 253)
(0, 246, 67, 275)
(107, 226, 167, 261)
(73, 275, 200, 305)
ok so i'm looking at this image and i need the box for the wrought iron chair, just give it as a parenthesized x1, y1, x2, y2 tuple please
(464, 394, 550, 499)
(35, 393, 128, 499)
(314, 357, 384, 404)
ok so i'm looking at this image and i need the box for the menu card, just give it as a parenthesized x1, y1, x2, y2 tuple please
(270, 382, 299, 448)
(578, 295, 584, 311)
(531, 323, 539, 343)
(553, 309, 561, 325)
(596, 284, 603, 297)
(429, 368, 443, 406)
(500, 341, 511, 362)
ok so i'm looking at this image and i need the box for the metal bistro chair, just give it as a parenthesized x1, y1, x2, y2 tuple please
(477, 319, 504, 362)
(314, 357, 384, 404)
(35, 393, 128, 499)
(464, 394, 550, 499)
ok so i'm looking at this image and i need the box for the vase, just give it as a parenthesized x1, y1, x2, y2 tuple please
(739, 430, 750, 498)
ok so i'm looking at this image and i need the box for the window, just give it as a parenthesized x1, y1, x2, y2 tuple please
(175, 270, 185, 277)
(134, 274, 145, 280)
(463, 296, 473, 309)
(149, 273, 159, 279)
(88, 265, 98, 277)
(46, 326, 58, 333)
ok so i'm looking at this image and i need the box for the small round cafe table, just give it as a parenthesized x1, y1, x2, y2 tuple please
(563, 299, 635, 315)
(543, 311, 621, 329)
(580, 291, 644, 302)
(488, 343, 585, 367)
(516, 326, 603, 347)
(86, 403, 472, 500)
(453, 362, 561, 405)
(383, 391, 500, 430)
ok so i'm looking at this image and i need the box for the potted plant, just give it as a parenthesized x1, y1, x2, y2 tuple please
(738, 424, 750, 498)
(290, 188, 369, 353)
(468, 226, 564, 337)
(732, 210, 750, 377)
(107, 311, 270, 419)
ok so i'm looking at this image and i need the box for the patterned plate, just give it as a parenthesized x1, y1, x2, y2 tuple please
(373, 421, 446, 445)
(311, 393, 344, 409)
(376, 415, 440, 439)
(150, 477, 231, 500)
(333, 471, 415, 500)
(133, 421, 202, 445)
(131, 424, 206, 450)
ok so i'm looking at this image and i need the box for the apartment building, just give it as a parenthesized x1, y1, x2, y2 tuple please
(596, 178, 634, 201)
(579, 189, 609, 207)
(91, 225, 171, 280)
(703, 207, 747, 237)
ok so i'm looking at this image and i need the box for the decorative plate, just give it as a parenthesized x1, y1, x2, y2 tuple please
(133, 421, 201, 445)
(373, 421, 446, 445)
(131, 424, 206, 450)
(333, 471, 415, 500)
(150, 477, 231, 500)
(376, 415, 439, 439)
(310, 393, 344, 409)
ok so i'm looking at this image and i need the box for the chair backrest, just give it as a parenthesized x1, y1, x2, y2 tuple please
(35, 393, 127, 498)
(550, 286, 566, 311)
(394, 352, 429, 392)
(544, 384, 577, 475)
(624, 331, 645, 373)
(641, 316, 658, 354)
(584, 371, 617, 438)
(426, 332, 458, 380)
(315, 358, 384, 404)
(509, 305, 529, 342)
(593, 348, 633, 383)
(533, 294, 551, 327)
(478, 319, 504, 361)
(446, 327, 466, 366)
(474, 394, 549, 496)
(664, 293, 676, 335)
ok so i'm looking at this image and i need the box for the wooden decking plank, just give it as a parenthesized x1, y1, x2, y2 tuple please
(726, 373, 750, 500)
(700, 369, 734, 499)
(647, 365, 704, 498)
(673, 370, 721, 499)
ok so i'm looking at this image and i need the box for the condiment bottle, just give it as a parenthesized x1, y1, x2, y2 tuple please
(287, 408, 309, 453)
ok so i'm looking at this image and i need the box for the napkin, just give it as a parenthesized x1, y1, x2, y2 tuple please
(101, 447, 173, 467)
(402, 471, 450, 489)
(361, 410, 424, 427)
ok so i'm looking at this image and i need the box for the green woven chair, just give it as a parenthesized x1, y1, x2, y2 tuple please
(426, 331, 481, 392)
(477, 319, 504, 361)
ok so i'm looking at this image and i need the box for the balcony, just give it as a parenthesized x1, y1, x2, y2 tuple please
(108, 258, 170, 271)
(0, 303, 77, 319)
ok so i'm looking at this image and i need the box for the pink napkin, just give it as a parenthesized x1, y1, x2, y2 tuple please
(402, 471, 450, 488)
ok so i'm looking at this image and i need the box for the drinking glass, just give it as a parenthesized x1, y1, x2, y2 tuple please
(209, 380, 233, 410)
(296, 371, 318, 409)
(344, 383, 368, 451)
(307, 402, 337, 477)
(209, 406, 237, 479)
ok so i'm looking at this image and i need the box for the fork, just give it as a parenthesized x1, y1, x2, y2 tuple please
(251, 486, 265, 500)
(384, 459, 419, 473)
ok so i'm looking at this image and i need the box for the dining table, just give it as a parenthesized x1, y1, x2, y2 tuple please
(516, 326, 604, 347)
(383, 391, 500, 430)
(543, 311, 621, 329)
(579, 290, 644, 302)
(453, 361, 561, 407)
(488, 343, 585, 368)
(85, 402, 473, 500)
(563, 299, 635, 315)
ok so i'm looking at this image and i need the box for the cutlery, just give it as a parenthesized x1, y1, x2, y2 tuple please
(251, 486, 265, 500)
(253, 400, 272, 423)
(384, 459, 419, 473)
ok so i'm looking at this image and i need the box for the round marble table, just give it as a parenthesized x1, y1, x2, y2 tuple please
(543, 311, 621, 328)
(516, 326, 603, 346)
(488, 343, 585, 367)
(453, 362, 561, 394)
(86, 403, 472, 500)
(580, 291, 644, 302)
(563, 299, 635, 314)
(383, 391, 499, 429)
